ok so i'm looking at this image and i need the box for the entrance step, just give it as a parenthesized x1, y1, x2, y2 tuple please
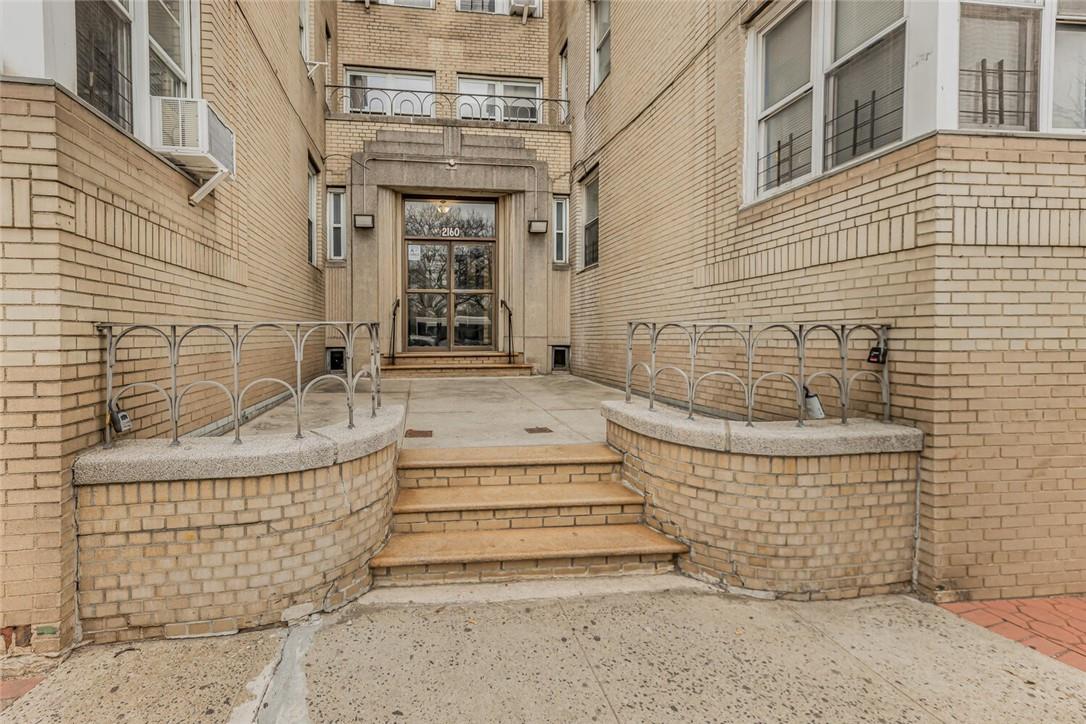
(371, 524, 686, 587)
(382, 362, 533, 378)
(391, 482, 644, 533)
(383, 351, 524, 367)
(396, 443, 623, 489)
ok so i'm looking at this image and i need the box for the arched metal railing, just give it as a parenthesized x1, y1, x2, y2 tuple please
(625, 321, 891, 426)
(325, 85, 570, 127)
(98, 320, 381, 447)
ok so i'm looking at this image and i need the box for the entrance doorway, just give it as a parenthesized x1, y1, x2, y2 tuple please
(404, 198, 496, 350)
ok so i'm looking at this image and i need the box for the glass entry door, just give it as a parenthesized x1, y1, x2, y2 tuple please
(404, 199, 496, 350)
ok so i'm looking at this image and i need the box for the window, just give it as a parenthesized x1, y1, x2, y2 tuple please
(380, 0, 434, 7)
(1054, 0, 1086, 129)
(591, 0, 611, 91)
(456, 0, 541, 14)
(582, 174, 599, 268)
(344, 68, 436, 116)
(751, 1, 906, 196)
(959, 2, 1041, 130)
(457, 76, 542, 123)
(149, 0, 190, 96)
(75, 0, 133, 130)
(559, 42, 569, 121)
(553, 196, 569, 263)
(299, 0, 310, 59)
(327, 188, 346, 261)
(307, 163, 318, 265)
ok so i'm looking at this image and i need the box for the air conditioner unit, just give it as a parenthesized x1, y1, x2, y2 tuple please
(509, 0, 540, 20)
(150, 97, 236, 204)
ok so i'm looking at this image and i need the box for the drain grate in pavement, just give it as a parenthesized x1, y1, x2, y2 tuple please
(404, 429, 433, 438)
(525, 427, 553, 434)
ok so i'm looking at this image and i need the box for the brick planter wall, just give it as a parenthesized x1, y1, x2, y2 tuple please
(608, 421, 920, 600)
(73, 444, 397, 644)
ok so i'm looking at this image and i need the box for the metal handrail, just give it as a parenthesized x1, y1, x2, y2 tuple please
(624, 320, 891, 426)
(325, 85, 570, 127)
(98, 320, 381, 447)
(500, 299, 514, 364)
(388, 299, 400, 365)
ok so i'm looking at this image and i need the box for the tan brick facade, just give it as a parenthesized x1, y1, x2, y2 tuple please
(551, 0, 1086, 601)
(1, 0, 335, 656)
(74, 443, 397, 644)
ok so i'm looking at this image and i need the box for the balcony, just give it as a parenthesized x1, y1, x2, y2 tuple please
(325, 85, 570, 128)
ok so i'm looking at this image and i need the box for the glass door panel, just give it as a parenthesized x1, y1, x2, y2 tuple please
(407, 242, 448, 290)
(406, 293, 448, 348)
(453, 242, 492, 289)
(454, 293, 492, 347)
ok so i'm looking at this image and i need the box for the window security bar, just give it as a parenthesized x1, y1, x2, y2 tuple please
(822, 87, 904, 166)
(325, 85, 570, 126)
(624, 321, 891, 426)
(756, 128, 814, 192)
(97, 321, 382, 448)
(958, 64, 1037, 128)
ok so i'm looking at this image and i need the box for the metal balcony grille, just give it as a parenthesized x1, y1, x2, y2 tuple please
(959, 63, 1038, 130)
(75, 0, 133, 132)
(326, 86, 570, 126)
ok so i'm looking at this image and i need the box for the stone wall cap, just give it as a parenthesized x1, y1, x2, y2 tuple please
(601, 400, 922, 457)
(74, 405, 406, 484)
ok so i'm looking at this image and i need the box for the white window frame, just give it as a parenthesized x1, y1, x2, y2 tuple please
(591, 0, 611, 92)
(380, 0, 435, 8)
(456, 75, 543, 123)
(1043, 0, 1086, 132)
(326, 187, 346, 261)
(147, 0, 191, 97)
(744, 0, 913, 203)
(299, 0, 310, 60)
(307, 163, 319, 266)
(581, 171, 599, 269)
(343, 67, 436, 116)
(559, 41, 569, 121)
(553, 195, 569, 264)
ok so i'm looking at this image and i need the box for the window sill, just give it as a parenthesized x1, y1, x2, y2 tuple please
(587, 73, 609, 104)
(577, 263, 599, 274)
(552, 261, 571, 271)
(326, 259, 347, 267)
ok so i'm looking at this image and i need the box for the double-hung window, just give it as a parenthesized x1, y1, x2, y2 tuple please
(298, 0, 310, 59)
(380, 0, 434, 7)
(344, 68, 435, 117)
(553, 196, 569, 264)
(582, 174, 599, 268)
(149, 0, 190, 96)
(591, 0, 611, 91)
(1053, 1, 1086, 130)
(457, 76, 542, 123)
(307, 163, 319, 265)
(327, 188, 346, 261)
(559, 42, 569, 121)
(75, 0, 134, 130)
(456, 0, 542, 14)
(959, 1, 1041, 130)
(751, 1, 906, 196)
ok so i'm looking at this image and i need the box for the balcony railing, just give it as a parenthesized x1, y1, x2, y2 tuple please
(625, 321, 892, 426)
(98, 321, 381, 447)
(326, 85, 570, 127)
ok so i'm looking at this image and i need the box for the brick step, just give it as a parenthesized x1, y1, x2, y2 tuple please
(382, 363, 533, 378)
(383, 352, 524, 366)
(371, 524, 686, 587)
(391, 482, 643, 533)
(396, 443, 623, 489)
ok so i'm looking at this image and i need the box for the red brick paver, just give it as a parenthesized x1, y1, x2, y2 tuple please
(0, 675, 43, 711)
(942, 597, 1086, 672)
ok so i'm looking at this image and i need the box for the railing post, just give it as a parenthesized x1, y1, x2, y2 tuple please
(369, 322, 378, 418)
(103, 324, 114, 449)
(648, 323, 657, 411)
(294, 323, 303, 439)
(745, 323, 754, 426)
(797, 324, 806, 428)
(232, 323, 241, 444)
(840, 323, 849, 425)
(169, 325, 179, 446)
(881, 324, 891, 423)
(687, 324, 696, 420)
(625, 322, 634, 403)
(373, 322, 382, 410)
(346, 323, 356, 430)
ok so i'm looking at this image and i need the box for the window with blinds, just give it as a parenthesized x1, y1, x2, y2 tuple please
(1054, 0, 1086, 129)
(757, 2, 813, 192)
(959, 2, 1041, 130)
(583, 175, 599, 268)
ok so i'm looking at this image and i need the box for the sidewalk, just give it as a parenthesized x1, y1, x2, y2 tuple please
(4, 577, 1084, 723)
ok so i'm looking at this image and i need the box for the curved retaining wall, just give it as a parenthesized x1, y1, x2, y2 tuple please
(602, 401, 924, 600)
(71, 406, 404, 643)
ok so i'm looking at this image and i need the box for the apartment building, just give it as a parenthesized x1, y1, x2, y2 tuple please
(552, 0, 1086, 600)
(1, 0, 1083, 662)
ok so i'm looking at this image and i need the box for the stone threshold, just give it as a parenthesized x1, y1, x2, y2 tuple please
(397, 443, 622, 469)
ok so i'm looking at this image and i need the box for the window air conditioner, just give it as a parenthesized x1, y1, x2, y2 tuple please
(150, 97, 236, 205)
(509, 0, 540, 21)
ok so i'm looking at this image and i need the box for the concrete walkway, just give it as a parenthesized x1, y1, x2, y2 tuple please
(5, 577, 1084, 723)
(244, 374, 625, 448)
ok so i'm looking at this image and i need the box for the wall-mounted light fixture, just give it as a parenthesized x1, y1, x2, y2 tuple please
(528, 219, 548, 234)
(354, 214, 374, 229)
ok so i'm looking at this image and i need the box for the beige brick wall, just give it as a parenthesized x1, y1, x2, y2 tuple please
(553, 0, 1086, 600)
(75, 443, 397, 643)
(0, 0, 336, 656)
(610, 422, 919, 600)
